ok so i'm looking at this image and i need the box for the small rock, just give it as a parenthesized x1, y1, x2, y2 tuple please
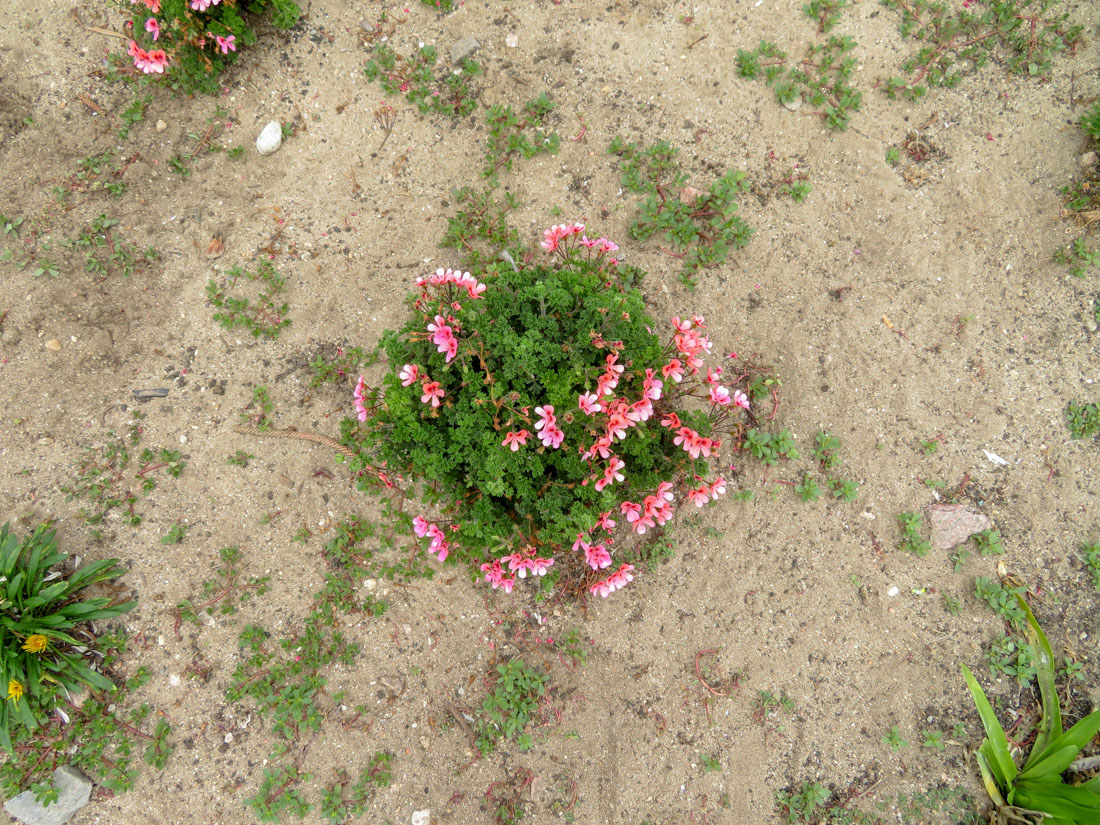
(1080, 151, 1098, 170)
(1, 326, 21, 346)
(197, 610, 216, 627)
(679, 186, 703, 206)
(782, 96, 803, 111)
(169, 674, 181, 686)
(412, 810, 430, 825)
(929, 504, 992, 551)
(1087, 319, 1098, 333)
(4, 766, 92, 825)
(450, 35, 479, 64)
(886, 586, 900, 597)
(363, 578, 377, 591)
(256, 121, 283, 155)
(155, 119, 167, 132)
(44, 338, 62, 351)
(505, 33, 518, 48)
(36, 437, 54, 446)
(380, 675, 405, 696)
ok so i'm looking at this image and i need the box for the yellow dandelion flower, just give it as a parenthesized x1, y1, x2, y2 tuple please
(7, 680, 24, 702)
(21, 634, 48, 654)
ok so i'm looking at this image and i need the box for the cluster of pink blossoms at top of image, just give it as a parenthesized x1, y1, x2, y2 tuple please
(125, 0, 237, 75)
(363, 227, 749, 601)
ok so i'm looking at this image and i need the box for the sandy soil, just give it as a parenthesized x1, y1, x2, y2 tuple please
(1, 1, 1099, 824)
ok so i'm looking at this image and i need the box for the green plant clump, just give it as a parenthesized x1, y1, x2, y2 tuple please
(364, 44, 481, 119)
(344, 236, 764, 593)
(1064, 401, 1099, 440)
(207, 260, 291, 339)
(0, 523, 137, 752)
(962, 596, 1100, 823)
(476, 659, 548, 754)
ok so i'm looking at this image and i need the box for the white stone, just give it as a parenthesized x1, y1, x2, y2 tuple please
(505, 33, 518, 48)
(412, 810, 430, 825)
(256, 121, 283, 155)
(4, 766, 92, 825)
(886, 586, 900, 597)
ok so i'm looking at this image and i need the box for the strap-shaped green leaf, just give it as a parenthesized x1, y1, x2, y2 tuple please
(1026, 710, 1100, 773)
(1017, 594, 1061, 770)
(1020, 744, 1082, 782)
(1013, 781, 1100, 821)
(963, 663, 1018, 787)
(975, 747, 1008, 807)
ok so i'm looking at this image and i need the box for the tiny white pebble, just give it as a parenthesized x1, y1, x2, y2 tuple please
(887, 586, 900, 597)
(169, 673, 181, 686)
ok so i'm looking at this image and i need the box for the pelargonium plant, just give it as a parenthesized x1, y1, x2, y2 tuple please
(116, 0, 300, 94)
(343, 223, 763, 600)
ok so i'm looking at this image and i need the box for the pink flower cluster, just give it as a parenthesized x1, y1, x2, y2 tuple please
(190, 0, 223, 10)
(426, 314, 459, 363)
(540, 223, 620, 264)
(412, 516, 452, 561)
(400, 364, 446, 408)
(480, 549, 554, 593)
(127, 40, 168, 74)
(619, 482, 675, 535)
(534, 405, 565, 450)
(540, 222, 586, 252)
(415, 267, 486, 301)
(590, 563, 635, 598)
(354, 375, 369, 422)
(688, 476, 727, 507)
(671, 315, 713, 377)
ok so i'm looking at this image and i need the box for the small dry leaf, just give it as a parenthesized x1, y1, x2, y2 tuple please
(206, 236, 225, 258)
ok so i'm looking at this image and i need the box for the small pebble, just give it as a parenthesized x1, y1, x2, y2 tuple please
(782, 97, 803, 111)
(450, 35, 479, 64)
(1080, 150, 1098, 169)
(886, 586, 900, 597)
(45, 338, 62, 351)
(169, 674, 181, 686)
(155, 119, 167, 132)
(505, 33, 518, 48)
(412, 810, 430, 825)
(256, 121, 283, 155)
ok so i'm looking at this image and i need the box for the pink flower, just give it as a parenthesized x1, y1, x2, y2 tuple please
(594, 457, 625, 492)
(642, 369, 663, 401)
(688, 485, 711, 507)
(705, 366, 723, 386)
(608, 563, 634, 590)
(578, 235, 599, 249)
(144, 17, 160, 41)
(671, 316, 693, 332)
(606, 413, 630, 442)
(585, 543, 612, 570)
(709, 476, 727, 501)
(412, 516, 431, 537)
(420, 381, 445, 407)
(631, 513, 656, 535)
(533, 405, 556, 431)
(596, 238, 619, 254)
(596, 511, 617, 531)
(578, 392, 602, 415)
(354, 375, 369, 422)
(216, 35, 237, 54)
(656, 481, 675, 502)
(190, 0, 221, 10)
(732, 390, 750, 410)
(399, 364, 420, 386)
(660, 412, 681, 430)
(529, 557, 554, 576)
(709, 385, 732, 406)
(142, 49, 168, 74)
(590, 579, 612, 598)
(538, 424, 565, 449)
(620, 501, 642, 522)
(501, 429, 529, 451)
(625, 398, 653, 423)
(505, 553, 534, 578)
(661, 359, 685, 383)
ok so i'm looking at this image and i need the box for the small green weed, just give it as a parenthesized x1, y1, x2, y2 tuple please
(919, 434, 942, 455)
(309, 345, 378, 387)
(973, 576, 1027, 632)
(700, 753, 722, 773)
(1064, 400, 1099, 440)
(117, 94, 150, 140)
(207, 260, 291, 339)
(0, 214, 23, 237)
(484, 94, 560, 184)
(795, 473, 823, 502)
(813, 431, 842, 470)
(777, 177, 812, 202)
(881, 786, 978, 824)
(775, 780, 880, 825)
(880, 0, 1082, 100)
(609, 136, 753, 287)
(920, 729, 946, 751)
(882, 725, 909, 751)
(364, 44, 481, 119)
(319, 753, 393, 823)
(943, 594, 961, 615)
(160, 522, 187, 545)
(1053, 237, 1100, 278)
(896, 512, 931, 557)
(971, 529, 1004, 556)
(173, 547, 270, 627)
(227, 449, 254, 467)
(737, 2, 862, 131)
(441, 185, 522, 271)
(743, 428, 800, 466)
(62, 214, 159, 280)
(985, 633, 1039, 683)
(1082, 541, 1100, 591)
(885, 146, 901, 165)
(476, 659, 548, 755)
(752, 690, 796, 725)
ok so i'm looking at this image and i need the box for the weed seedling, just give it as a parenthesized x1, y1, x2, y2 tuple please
(896, 512, 931, 557)
(943, 594, 961, 615)
(207, 260, 291, 339)
(882, 725, 909, 751)
(227, 449, 253, 467)
(1064, 400, 1099, 440)
(476, 659, 548, 755)
(483, 94, 561, 184)
(1053, 237, 1100, 278)
(813, 431, 842, 471)
(795, 473, 823, 502)
(363, 44, 481, 119)
(1082, 541, 1100, 591)
(174, 546, 270, 629)
(700, 753, 722, 773)
(0, 215, 23, 237)
(319, 753, 393, 823)
(609, 136, 753, 287)
(971, 529, 1004, 556)
(919, 434, 942, 455)
(160, 522, 187, 545)
(921, 729, 946, 751)
(973, 576, 1028, 631)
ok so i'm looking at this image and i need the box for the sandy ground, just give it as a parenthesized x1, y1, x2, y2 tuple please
(1, 1, 1099, 823)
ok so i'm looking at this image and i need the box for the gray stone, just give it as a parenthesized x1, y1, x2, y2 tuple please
(1080, 151, 1098, 170)
(450, 35, 479, 64)
(4, 766, 92, 825)
(256, 121, 282, 156)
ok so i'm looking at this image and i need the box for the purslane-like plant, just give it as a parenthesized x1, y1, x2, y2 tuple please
(342, 223, 766, 599)
(0, 523, 136, 752)
(961, 595, 1100, 824)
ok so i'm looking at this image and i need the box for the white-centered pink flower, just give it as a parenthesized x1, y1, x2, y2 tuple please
(399, 364, 420, 386)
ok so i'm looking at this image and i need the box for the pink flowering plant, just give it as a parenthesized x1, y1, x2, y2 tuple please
(114, 0, 300, 95)
(343, 223, 774, 601)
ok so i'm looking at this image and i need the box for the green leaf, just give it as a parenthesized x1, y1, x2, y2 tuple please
(1025, 710, 1100, 776)
(975, 748, 1008, 807)
(1017, 594, 1061, 769)
(962, 663, 1017, 788)
(1020, 745, 1082, 782)
(1012, 782, 1100, 820)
